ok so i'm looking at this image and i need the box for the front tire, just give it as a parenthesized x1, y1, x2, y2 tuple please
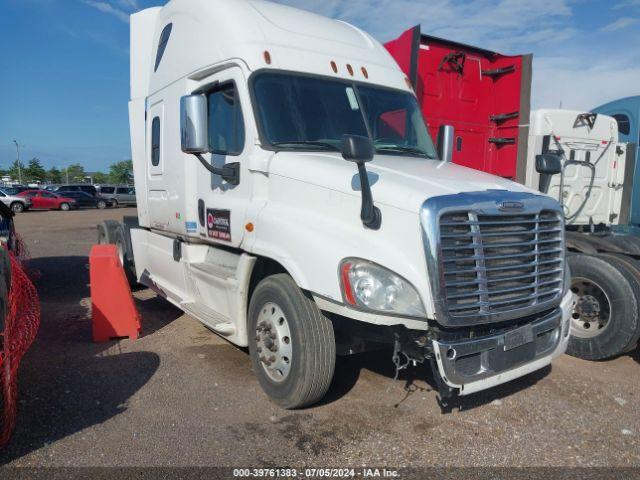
(97, 200, 107, 209)
(10, 202, 24, 213)
(60, 202, 70, 211)
(248, 274, 335, 409)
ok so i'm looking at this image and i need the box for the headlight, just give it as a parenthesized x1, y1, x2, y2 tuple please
(339, 258, 426, 317)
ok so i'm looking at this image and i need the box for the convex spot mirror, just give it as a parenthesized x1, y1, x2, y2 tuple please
(437, 125, 454, 163)
(341, 134, 374, 163)
(180, 94, 208, 154)
(535, 153, 563, 175)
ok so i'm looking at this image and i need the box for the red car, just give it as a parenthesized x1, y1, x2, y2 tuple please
(18, 190, 78, 211)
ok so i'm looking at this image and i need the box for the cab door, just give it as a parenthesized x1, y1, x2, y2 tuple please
(147, 99, 171, 229)
(40, 192, 58, 209)
(193, 66, 254, 249)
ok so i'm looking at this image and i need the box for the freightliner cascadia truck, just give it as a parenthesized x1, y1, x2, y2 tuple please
(386, 26, 639, 360)
(104, 0, 573, 408)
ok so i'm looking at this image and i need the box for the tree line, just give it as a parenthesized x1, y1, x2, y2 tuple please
(2, 158, 133, 185)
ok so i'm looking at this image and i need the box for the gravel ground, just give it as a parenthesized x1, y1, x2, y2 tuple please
(0, 207, 638, 469)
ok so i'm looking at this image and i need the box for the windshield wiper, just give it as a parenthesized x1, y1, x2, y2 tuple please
(271, 140, 340, 151)
(375, 145, 436, 159)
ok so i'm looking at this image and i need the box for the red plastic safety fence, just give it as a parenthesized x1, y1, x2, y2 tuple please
(0, 253, 41, 447)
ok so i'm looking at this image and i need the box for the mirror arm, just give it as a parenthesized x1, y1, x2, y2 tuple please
(356, 162, 382, 230)
(194, 153, 240, 186)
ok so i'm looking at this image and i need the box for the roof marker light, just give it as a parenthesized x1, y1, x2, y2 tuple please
(330, 61, 338, 73)
(263, 51, 272, 65)
(346, 64, 354, 76)
(361, 67, 369, 79)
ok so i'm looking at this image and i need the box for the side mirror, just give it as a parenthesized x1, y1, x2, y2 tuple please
(341, 135, 381, 230)
(180, 94, 208, 154)
(341, 134, 374, 163)
(180, 94, 240, 186)
(437, 125, 454, 163)
(535, 153, 562, 194)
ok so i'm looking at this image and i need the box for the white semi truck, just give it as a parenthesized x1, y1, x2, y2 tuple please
(106, 0, 573, 408)
(525, 109, 640, 360)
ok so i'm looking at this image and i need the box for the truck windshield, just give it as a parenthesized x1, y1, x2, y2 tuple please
(252, 72, 437, 159)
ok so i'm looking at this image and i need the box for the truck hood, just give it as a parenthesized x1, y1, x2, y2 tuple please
(269, 151, 535, 213)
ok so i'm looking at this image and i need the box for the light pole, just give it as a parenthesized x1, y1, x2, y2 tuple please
(12, 139, 23, 184)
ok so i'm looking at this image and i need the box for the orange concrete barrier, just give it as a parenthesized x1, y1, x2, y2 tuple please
(90, 244, 141, 342)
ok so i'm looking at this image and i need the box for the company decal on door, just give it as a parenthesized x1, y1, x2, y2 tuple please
(206, 209, 231, 241)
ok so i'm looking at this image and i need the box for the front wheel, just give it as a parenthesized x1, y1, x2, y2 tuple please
(10, 202, 24, 213)
(248, 274, 335, 409)
(59, 202, 70, 211)
(96, 200, 107, 209)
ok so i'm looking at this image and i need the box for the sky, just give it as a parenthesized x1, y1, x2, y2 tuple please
(1, 0, 639, 172)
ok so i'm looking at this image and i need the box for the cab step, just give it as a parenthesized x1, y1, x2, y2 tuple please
(180, 301, 236, 336)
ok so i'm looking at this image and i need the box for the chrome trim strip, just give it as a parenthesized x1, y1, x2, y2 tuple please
(420, 190, 566, 327)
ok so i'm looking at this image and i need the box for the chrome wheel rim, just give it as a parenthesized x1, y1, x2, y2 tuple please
(570, 276, 611, 339)
(255, 302, 292, 382)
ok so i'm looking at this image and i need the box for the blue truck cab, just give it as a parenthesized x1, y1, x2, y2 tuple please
(593, 96, 640, 232)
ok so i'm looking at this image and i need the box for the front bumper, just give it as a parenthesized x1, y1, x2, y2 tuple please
(432, 291, 572, 396)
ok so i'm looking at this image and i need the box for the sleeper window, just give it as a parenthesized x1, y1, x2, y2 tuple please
(151, 117, 161, 166)
(613, 114, 631, 136)
(154, 24, 173, 72)
(207, 83, 245, 156)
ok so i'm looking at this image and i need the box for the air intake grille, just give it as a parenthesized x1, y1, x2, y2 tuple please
(439, 210, 564, 319)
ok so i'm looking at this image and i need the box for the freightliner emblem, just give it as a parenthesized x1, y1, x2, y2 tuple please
(498, 201, 525, 211)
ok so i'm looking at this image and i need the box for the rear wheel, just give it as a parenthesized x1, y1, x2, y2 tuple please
(96, 200, 107, 209)
(10, 202, 24, 213)
(59, 202, 70, 211)
(248, 274, 335, 409)
(111, 199, 119, 208)
(567, 254, 640, 360)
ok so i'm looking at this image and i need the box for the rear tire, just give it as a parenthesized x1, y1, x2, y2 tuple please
(111, 199, 118, 208)
(598, 253, 640, 353)
(567, 254, 640, 360)
(96, 200, 107, 209)
(60, 203, 70, 211)
(248, 274, 335, 409)
(10, 202, 24, 213)
(113, 225, 137, 287)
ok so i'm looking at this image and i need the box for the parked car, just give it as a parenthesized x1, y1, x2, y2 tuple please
(57, 191, 113, 209)
(18, 190, 77, 211)
(96, 185, 136, 206)
(51, 184, 98, 197)
(0, 189, 32, 213)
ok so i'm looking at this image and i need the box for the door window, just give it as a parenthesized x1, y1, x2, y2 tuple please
(116, 187, 129, 194)
(207, 83, 245, 155)
(152, 117, 161, 166)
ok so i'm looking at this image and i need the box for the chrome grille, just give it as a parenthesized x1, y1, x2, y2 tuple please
(439, 209, 564, 319)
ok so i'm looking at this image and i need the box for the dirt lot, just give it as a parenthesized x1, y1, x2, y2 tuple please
(0, 207, 639, 468)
